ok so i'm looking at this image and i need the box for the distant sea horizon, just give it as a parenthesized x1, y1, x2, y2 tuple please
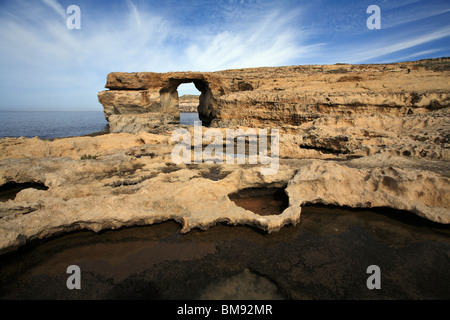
(0, 111, 199, 140)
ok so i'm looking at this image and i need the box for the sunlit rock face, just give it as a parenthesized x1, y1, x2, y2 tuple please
(0, 132, 448, 254)
(98, 72, 218, 130)
(98, 58, 449, 129)
(97, 59, 450, 162)
(0, 58, 448, 255)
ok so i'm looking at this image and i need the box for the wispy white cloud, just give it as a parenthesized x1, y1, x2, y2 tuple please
(378, 48, 444, 63)
(41, 0, 66, 20)
(0, 0, 448, 110)
(185, 9, 317, 71)
(382, 3, 450, 29)
(0, 0, 314, 110)
(348, 27, 450, 63)
(126, 0, 141, 28)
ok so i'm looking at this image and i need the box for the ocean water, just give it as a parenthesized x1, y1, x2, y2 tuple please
(0, 111, 108, 140)
(0, 111, 200, 140)
(180, 112, 200, 125)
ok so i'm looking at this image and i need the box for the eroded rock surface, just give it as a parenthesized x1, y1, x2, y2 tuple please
(98, 58, 450, 162)
(98, 58, 450, 131)
(0, 129, 448, 255)
(0, 58, 449, 254)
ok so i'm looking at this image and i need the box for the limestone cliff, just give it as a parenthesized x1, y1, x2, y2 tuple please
(98, 58, 449, 130)
(98, 58, 450, 162)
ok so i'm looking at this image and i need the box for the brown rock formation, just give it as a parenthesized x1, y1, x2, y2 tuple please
(0, 130, 448, 254)
(98, 58, 450, 131)
(0, 58, 448, 255)
(98, 58, 450, 162)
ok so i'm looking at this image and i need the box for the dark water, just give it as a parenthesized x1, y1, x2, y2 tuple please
(0, 112, 198, 140)
(0, 205, 448, 300)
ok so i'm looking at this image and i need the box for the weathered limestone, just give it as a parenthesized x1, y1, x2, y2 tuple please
(0, 58, 448, 255)
(286, 156, 450, 224)
(98, 58, 450, 131)
(0, 131, 449, 254)
(99, 72, 219, 129)
(97, 58, 450, 163)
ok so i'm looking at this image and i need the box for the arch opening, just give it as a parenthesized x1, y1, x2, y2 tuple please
(160, 78, 216, 127)
(178, 83, 201, 126)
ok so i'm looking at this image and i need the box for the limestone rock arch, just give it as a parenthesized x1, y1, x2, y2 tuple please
(98, 72, 222, 132)
(160, 77, 216, 127)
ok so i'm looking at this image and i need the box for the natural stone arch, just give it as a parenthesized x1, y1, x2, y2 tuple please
(160, 78, 216, 126)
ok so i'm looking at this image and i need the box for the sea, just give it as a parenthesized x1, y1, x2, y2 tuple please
(0, 111, 200, 140)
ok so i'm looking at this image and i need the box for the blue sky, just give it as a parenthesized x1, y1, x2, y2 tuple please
(0, 0, 449, 111)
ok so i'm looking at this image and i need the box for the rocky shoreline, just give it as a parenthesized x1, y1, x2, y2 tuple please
(0, 58, 449, 256)
(0, 129, 448, 255)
